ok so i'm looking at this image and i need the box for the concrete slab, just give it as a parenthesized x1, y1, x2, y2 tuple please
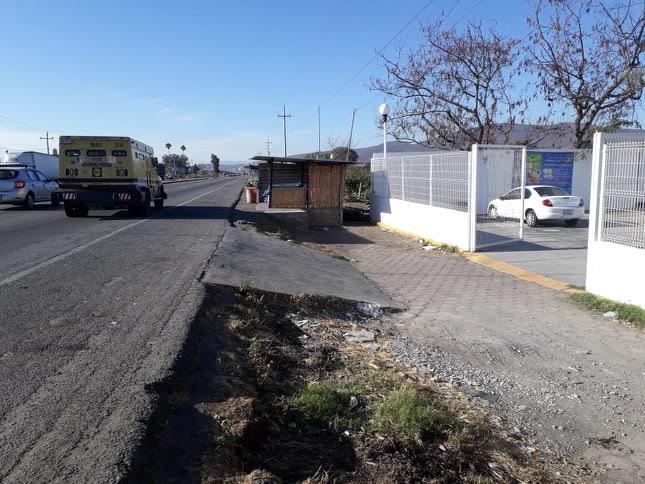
(203, 227, 402, 309)
(482, 217, 588, 287)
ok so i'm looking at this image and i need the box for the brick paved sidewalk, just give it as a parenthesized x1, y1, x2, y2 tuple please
(300, 223, 645, 482)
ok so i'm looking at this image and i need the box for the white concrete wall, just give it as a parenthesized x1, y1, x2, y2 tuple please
(371, 195, 471, 250)
(586, 131, 645, 309)
(572, 151, 592, 210)
(586, 241, 645, 308)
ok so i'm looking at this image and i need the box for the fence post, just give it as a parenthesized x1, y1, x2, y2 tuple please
(401, 156, 406, 201)
(469, 144, 479, 251)
(429, 154, 433, 205)
(519, 147, 527, 240)
(588, 132, 602, 244)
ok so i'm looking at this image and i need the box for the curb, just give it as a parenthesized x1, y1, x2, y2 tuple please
(462, 252, 582, 293)
(374, 222, 464, 252)
(374, 222, 581, 294)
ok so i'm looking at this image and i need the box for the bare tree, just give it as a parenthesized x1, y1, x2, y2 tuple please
(371, 22, 527, 149)
(528, 0, 644, 148)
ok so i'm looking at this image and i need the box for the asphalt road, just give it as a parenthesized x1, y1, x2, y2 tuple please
(0, 177, 243, 482)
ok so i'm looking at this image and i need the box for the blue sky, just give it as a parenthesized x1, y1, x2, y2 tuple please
(1, 0, 550, 162)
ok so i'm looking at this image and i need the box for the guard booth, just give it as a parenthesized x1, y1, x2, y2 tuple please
(251, 156, 353, 227)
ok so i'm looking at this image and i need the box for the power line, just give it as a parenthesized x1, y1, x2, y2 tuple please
(0, 113, 44, 135)
(325, 0, 439, 104)
(292, 5, 338, 87)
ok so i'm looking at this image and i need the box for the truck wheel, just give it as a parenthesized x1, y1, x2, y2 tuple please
(24, 193, 36, 210)
(64, 203, 89, 217)
(154, 199, 164, 209)
(140, 191, 151, 216)
(64, 202, 78, 217)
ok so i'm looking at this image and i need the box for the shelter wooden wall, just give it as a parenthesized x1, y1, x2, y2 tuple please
(271, 188, 306, 208)
(308, 164, 345, 208)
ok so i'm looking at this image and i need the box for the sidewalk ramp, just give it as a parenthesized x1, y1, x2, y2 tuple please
(203, 228, 402, 309)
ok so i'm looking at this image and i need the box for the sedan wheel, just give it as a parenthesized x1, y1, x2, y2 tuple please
(525, 210, 538, 227)
(24, 193, 36, 210)
(488, 205, 498, 220)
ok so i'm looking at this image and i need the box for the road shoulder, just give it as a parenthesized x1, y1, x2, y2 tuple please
(296, 222, 645, 482)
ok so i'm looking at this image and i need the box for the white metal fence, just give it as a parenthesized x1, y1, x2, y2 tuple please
(371, 152, 470, 211)
(371, 146, 528, 251)
(371, 151, 471, 249)
(587, 131, 645, 309)
(470, 145, 527, 250)
(598, 139, 645, 249)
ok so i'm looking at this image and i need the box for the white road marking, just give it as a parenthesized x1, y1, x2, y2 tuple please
(0, 179, 240, 287)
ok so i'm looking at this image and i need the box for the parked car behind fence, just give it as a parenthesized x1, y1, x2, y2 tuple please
(488, 185, 584, 227)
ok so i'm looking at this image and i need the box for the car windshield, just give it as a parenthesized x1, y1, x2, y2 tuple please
(534, 186, 569, 197)
(0, 169, 19, 179)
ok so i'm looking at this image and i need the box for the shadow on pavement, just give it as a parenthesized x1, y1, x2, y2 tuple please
(1, 204, 62, 212)
(533, 218, 589, 229)
(86, 205, 233, 221)
(483, 240, 588, 253)
(296, 223, 375, 246)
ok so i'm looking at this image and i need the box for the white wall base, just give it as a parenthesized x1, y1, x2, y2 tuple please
(586, 241, 645, 309)
(371, 196, 471, 250)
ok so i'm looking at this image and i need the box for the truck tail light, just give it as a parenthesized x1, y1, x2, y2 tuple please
(14, 180, 25, 189)
(542, 198, 553, 207)
(579, 198, 584, 207)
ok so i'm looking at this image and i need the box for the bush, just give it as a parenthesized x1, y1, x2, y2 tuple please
(294, 382, 362, 430)
(345, 165, 370, 201)
(374, 389, 448, 442)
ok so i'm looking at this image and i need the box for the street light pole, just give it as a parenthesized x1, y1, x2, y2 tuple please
(378, 103, 390, 162)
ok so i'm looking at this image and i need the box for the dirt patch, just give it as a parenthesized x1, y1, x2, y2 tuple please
(126, 285, 578, 483)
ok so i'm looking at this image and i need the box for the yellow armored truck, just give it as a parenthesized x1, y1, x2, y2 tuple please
(54, 136, 166, 217)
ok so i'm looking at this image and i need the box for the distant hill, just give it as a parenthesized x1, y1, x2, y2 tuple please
(354, 142, 438, 163)
(354, 124, 645, 161)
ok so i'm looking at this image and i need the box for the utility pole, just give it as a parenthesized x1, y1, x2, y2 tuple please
(317, 105, 321, 159)
(276, 105, 291, 158)
(40, 131, 54, 155)
(265, 137, 272, 157)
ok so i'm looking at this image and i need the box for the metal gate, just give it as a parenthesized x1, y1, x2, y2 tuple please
(470, 144, 527, 250)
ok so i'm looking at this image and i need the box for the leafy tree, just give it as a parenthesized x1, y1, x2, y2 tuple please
(192, 165, 201, 175)
(162, 153, 188, 169)
(345, 165, 370, 200)
(371, 22, 527, 149)
(165, 143, 172, 153)
(302, 147, 358, 161)
(328, 147, 358, 161)
(210, 153, 220, 173)
(527, 0, 644, 148)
